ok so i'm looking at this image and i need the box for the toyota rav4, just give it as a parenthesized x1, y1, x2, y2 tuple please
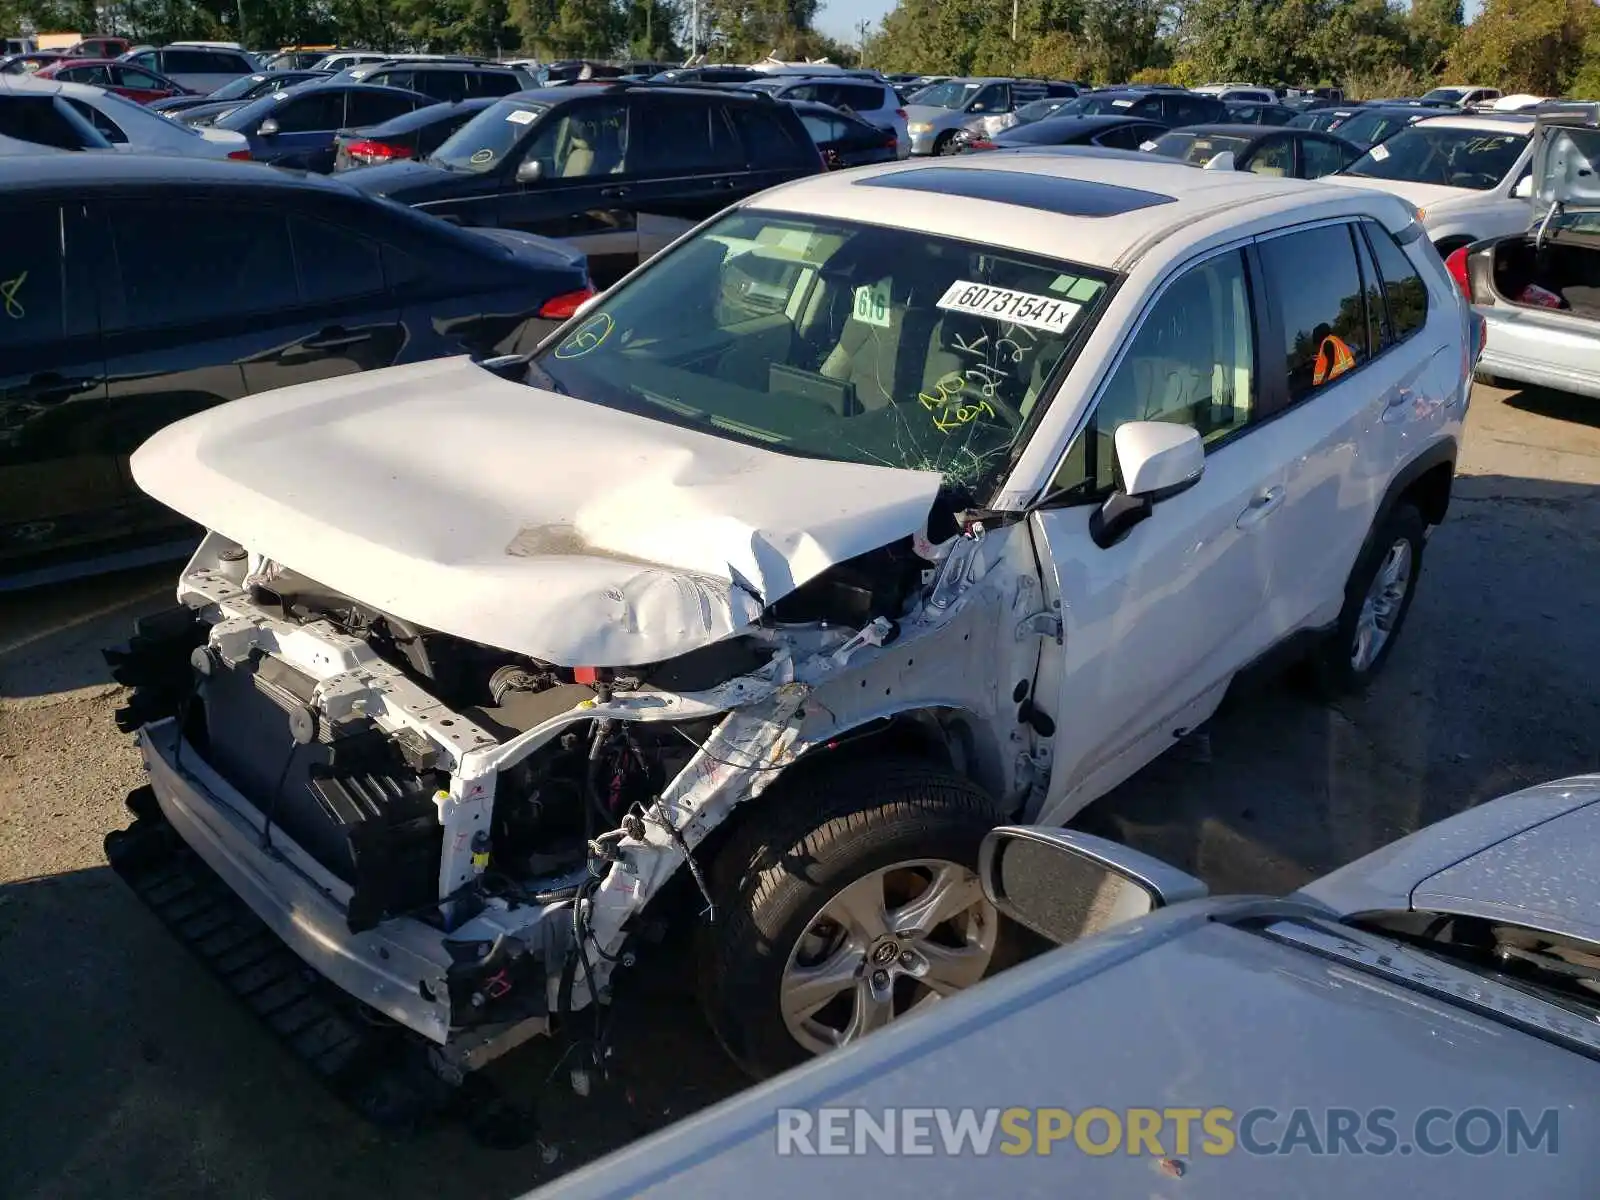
(103, 149, 1477, 1122)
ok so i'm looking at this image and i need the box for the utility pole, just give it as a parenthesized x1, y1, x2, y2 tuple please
(690, 0, 698, 57)
(1011, 0, 1018, 41)
(856, 18, 868, 66)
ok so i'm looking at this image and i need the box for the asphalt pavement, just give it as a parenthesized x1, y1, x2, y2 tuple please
(2, 382, 1597, 1200)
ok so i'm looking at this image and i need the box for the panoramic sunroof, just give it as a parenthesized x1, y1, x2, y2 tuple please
(857, 167, 1175, 217)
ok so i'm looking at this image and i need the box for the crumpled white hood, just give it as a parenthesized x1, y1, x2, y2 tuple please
(131, 357, 943, 666)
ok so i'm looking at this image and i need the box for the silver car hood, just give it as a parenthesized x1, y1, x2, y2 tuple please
(1300, 774, 1600, 943)
(526, 914, 1596, 1199)
(130, 356, 944, 666)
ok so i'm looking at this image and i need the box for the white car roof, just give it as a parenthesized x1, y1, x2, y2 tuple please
(1413, 112, 1535, 132)
(744, 150, 1416, 271)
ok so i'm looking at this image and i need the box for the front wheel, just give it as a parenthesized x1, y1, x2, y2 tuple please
(1310, 503, 1426, 695)
(696, 756, 1007, 1079)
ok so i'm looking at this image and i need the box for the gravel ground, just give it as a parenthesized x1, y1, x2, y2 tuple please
(2, 382, 1597, 1200)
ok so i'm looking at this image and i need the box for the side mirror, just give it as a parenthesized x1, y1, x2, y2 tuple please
(978, 826, 1207, 944)
(1513, 174, 1533, 199)
(1089, 422, 1205, 549)
(515, 159, 543, 184)
(258, 116, 279, 136)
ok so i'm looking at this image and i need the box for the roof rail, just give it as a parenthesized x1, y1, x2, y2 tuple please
(599, 78, 777, 101)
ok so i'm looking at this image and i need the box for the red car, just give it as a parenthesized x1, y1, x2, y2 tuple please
(33, 58, 193, 102)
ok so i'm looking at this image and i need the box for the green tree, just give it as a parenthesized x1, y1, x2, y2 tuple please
(1408, 0, 1463, 76)
(1446, 0, 1600, 94)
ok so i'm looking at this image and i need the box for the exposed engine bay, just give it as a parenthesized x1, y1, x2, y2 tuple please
(106, 518, 1037, 1083)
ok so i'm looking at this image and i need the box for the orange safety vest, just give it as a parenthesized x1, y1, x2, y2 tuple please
(1313, 334, 1357, 385)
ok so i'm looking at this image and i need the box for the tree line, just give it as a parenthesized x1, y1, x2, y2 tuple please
(868, 0, 1600, 101)
(0, 0, 855, 64)
(5, 0, 1597, 98)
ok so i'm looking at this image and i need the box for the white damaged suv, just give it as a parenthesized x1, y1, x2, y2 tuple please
(104, 149, 1475, 1114)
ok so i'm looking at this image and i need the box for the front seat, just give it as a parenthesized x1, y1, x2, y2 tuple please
(816, 272, 945, 411)
(561, 130, 595, 177)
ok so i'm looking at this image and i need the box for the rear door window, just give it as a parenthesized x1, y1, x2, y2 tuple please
(59, 64, 112, 84)
(1256, 223, 1370, 405)
(633, 99, 742, 171)
(1362, 220, 1428, 343)
(968, 83, 1009, 113)
(0, 204, 65, 348)
(834, 83, 884, 112)
(473, 71, 520, 96)
(61, 98, 126, 143)
(728, 103, 807, 167)
(290, 216, 386, 303)
(107, 201, 298, 329)
(346, 88, 418, 126)
(116, 66, 167, 89)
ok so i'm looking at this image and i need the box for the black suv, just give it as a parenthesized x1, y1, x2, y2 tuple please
(347, 61, 534, 102)
(342, 84, 824, 287)
(0, 155, 592, 588)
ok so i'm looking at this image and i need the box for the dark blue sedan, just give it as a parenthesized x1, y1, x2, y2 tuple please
(214, 82, 429, 172)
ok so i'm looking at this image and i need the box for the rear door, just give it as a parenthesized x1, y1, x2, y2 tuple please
(97, 196, 399, 540)
(629, 94, 750, 268)
(1093, 120, 1166, 150)
(727, 100, 820, 190)
(1247, 220, 1452, 643)
(0, 198, 117, 575)
(494, 96, 637, 286)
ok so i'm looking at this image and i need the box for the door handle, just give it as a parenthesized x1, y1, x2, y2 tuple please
(282, 328, 372, 359)
(599, 185, 630, 198)
(1236, 485, 1285, 530)
(710, 177, 736, 189)
(13, 373, 97, 404)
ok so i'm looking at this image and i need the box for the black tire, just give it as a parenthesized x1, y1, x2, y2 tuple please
(932, 131, 955, 155)
(1310, 503, 1426, 696)
(696, 755, 1006, 1079)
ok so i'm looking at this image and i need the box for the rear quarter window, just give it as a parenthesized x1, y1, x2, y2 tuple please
(728, 103, 810, 167)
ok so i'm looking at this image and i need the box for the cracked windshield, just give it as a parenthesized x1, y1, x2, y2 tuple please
(531, 211, 1112, 493)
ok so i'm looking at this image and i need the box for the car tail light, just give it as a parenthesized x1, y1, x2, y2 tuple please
(1444, 246, 1472, 302)
(226, 149, 251, 160)
(881, 132, 898, 149)
(343, 138, 413, 165)
(538, 286, 596, 319)
(895, 108, 907, 119)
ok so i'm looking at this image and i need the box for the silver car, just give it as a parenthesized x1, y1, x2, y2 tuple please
(1458, 102, 1600, 399)
(903, 77, 1033, 155)
(528, 774, 1600, 1198)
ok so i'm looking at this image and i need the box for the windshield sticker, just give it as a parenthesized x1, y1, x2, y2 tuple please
(851, 281, 892, 328)
(1369, 143, 1390, 161)
(1, 271, 24, 319)
(1111, 98, 1134, 108)
(506, 107, 537, 125)
(554, 311, 613, 358)
(1139, 140, 1158, 151)
(470, 148, 495, 165)
(937, 280, 1081, 334)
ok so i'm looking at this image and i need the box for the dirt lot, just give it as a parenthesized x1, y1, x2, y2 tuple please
(2, 383, 1597, 1200)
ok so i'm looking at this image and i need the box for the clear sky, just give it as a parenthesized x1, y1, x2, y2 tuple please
(817, 0, 1484, 48)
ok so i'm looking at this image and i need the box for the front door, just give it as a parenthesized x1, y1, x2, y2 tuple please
(496, 97, 638, 287)
(0, 200, 117, 577)
(1030, 246, 1284, 818)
